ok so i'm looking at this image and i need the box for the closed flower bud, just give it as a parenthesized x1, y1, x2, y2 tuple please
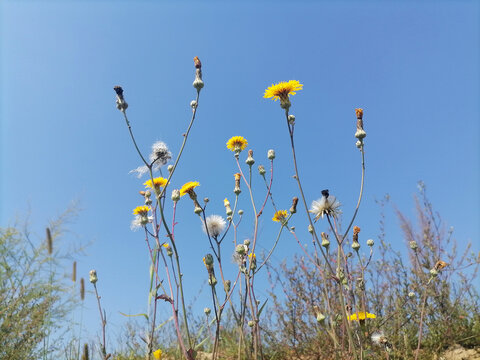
(246, 149, 255, 166)
(289, 197, 298, 214)
(203, 254, 214, 266)
(168, 165, 174, 172)
(193, 74, 204, 90)
(308, 224, 314, 234)
(248, 320, 255, 327)
(267, 149, 276, 160)
(356, 140, 363, 149)
(224, 280, 231, 293)
(194, 205, 203, 214)
(408, 292, 415, 298)
(258, 165, 266, 175)
(430, 268, 438, 277)
(89, 270, 98, 284)
(288, 114, 296, 124)
(355, 129, 367, 139)
(321, 232, 330, 248)
(352, 241, 360, 251)
(316, 312, 326, 323)
(190, 100, 198, 109)
(171, 189, 181, 202)
(367, 239, 374, 247)
(208, 275, 217, 286)
(238, 209, 244, 215)
(204, 307, 211, 316)
(243, 239, 250, 246)
(236, 244, 247, 255)
(224, 198, 233, 216)
(409, 241, 418, 250)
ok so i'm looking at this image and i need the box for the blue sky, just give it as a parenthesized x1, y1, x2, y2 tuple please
(1, 0, 479, 350)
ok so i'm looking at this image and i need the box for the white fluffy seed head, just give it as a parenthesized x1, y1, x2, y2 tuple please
(203, 215, 227, 237)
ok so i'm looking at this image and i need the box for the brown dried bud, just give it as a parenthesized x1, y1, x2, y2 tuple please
(353, 226, 360, 243)
(194, 56, 202, 69)
(290, 197, 299, 214)
(434, 260, 448, 271)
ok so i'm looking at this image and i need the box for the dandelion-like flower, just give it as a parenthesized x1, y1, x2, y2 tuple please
(132, 205, 150, 215)
(153, 349, 162, 359)
(149, 141, 172, 169)
(348, 312, 376, 321)
(226, 136, 248, 153)
(203, 215, 227, 237)
(272, 210, 288, 223)
(264, 80, 303, 109)
(309, 189, 342, 221)
(180, 181, 200, 197)
(144, 177, 168, 190)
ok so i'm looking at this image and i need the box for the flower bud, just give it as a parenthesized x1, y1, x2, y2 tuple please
(355, 129, 367, 139)
(194, 205, 203, 214)
(246, 149, 255, 166)
(203, 254, 214, 266)
(367, 239, 374, 247)
(171, 189, 181, 202)
(267, 149, 275, 160)
(190, 100, 198, 109)
(168, 164, 174, 172)
(243, 239, 250, 246)
(408, 292, 415, 298)
(430, 268, 438, 277)
(258, 165, 266, 176)
(352, 241, 360, 251)
(224, 280, 231, 293)
(288, 114, 295, 124)
(248, 320, 255, 328)
(321, 232, 330, 248)
(238, 209, 244, 215)
(204, 307, 211, 316)
(308, 225, 314, 234)
(208, 275, 217, 286)
(224, 198, 233, 216)
(89, 270, 98, 284)
(316, 312, 326, 323)
(409, 241, 418, 250)
(236, 244, 247, 255)
(356, 140, 363, 149)
(289, 197, 298, 214)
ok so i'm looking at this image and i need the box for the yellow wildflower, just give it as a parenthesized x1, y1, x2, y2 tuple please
(264, 80, 303, 108)
(153, 349, 162, 359)
(132, 205, 150, 215)
(226, 136, 248, 152)
(272, 210, 288, 223)
(179, 181, 200, 197)
(348, 312, 376, 321)
(144, 177, 168, 189)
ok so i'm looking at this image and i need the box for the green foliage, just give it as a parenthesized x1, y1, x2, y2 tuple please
(0, 211, 80, 359)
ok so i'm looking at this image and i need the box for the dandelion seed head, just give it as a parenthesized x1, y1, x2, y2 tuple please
(203, 215, 226, 237)
(149, 141, 172, 169)
(371, 332, 384, 345)
(309, 192, 342, 221)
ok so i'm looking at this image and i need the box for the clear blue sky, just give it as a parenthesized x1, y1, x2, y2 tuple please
(1, 0, 479, 350)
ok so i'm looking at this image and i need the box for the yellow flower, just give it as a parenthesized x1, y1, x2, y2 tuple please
(264, 80, 303, 104)
(179, 181, 200, 196)
(348, 312, 376, 321)
(144, 177, 168, 189)
(248, 253, 256, 260)
(226, 136, 248, 152)
(133, 205, 150, 215)
(153, 349, 162, 359)
(272, 210, 288, 223)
